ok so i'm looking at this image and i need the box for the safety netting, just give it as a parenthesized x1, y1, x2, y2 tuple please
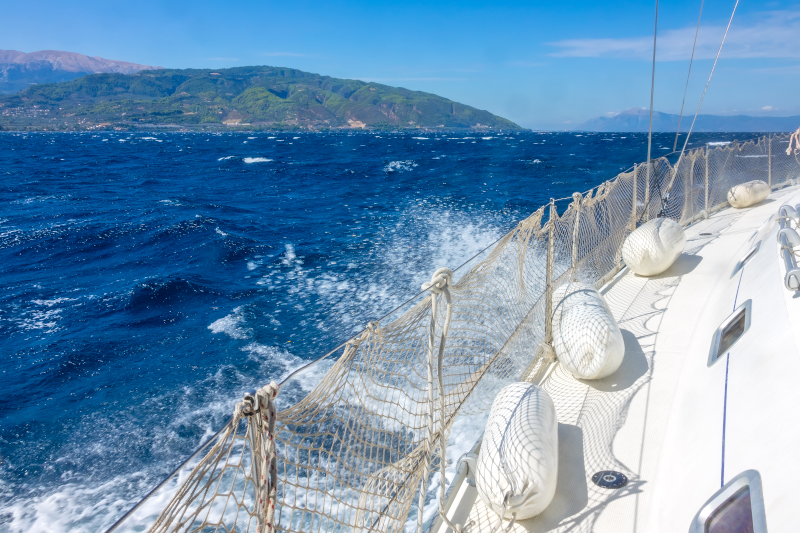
(133, 134, 800, 533)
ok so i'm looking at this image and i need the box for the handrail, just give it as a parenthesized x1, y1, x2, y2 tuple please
(779, 231, 800, 291)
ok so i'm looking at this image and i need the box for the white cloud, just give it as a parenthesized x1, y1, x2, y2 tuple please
(548, 10, 800, 60)
(762, 105, 775, 110)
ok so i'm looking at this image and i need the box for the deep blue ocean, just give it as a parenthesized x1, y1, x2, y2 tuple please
(0, 129, 751, 532)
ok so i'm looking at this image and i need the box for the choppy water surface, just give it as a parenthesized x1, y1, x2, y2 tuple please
(0, 130, 748, 531)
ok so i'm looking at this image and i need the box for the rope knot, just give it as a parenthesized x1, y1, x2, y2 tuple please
(250, 381, 280, 533)
(255, 381, 280, 413)
(421, 267, 453, 294)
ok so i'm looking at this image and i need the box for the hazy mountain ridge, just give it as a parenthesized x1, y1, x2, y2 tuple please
(0, 49, 162, 94)
(579, 108, 800, 132)
(0, 65, 521, 131)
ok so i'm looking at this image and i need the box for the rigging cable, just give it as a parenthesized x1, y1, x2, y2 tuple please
(658, 0, 740, 218)
(635, 0, 667, 227)
(645, 0, 660, 219)
(673, 0, 705, 152)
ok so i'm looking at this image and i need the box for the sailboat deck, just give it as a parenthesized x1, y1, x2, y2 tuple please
(436, 185, 800, 532)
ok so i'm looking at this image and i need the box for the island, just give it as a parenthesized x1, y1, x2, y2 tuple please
(0, 65, 522, 131)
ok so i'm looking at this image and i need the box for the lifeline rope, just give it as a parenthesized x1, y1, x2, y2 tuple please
(416, 268, 454, 533)
(673, 0, 705, 152)
(488, 492, 516, 533)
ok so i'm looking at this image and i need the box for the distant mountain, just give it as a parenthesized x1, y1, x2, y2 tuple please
(0, 50, 162, 94)
(0, 65, 521, 131)
(579, 108, 800, 132)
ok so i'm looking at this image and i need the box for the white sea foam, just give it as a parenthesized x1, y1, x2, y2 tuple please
(11, 297, 80, 334)
(217, 155, 236, 161)
(384, 160, 418, 172)
(412, 137, 429, 140)
(17, 307, 62, 332)
(208, 306, 252, 339)
(482, 136, 492, 140)
(707, 141, 732, 146)
(243, 157, 272, 164)
(253, 199, 506, 340)
(141, 137, 157, 140)
(31, 297, 75, 307)
(12, 196, 53, 205)
(248, 137, 256, 140)
(282, 243, 296, 266)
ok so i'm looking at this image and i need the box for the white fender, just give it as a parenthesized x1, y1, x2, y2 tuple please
(728, 180, 770, 208)
(552, 282, 624, 380)
(475, 382, 558, 520)
(622, 217, 686, 276)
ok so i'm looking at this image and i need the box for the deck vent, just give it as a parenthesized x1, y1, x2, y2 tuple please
(591, 470, 627, 489)
(731, 241, 760, 277)
(708, 300, 752, 366)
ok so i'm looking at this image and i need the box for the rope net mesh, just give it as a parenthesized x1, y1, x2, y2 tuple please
(141, 134, 799, 533)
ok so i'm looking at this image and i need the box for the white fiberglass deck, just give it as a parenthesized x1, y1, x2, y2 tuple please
(436, 186, 800, 532)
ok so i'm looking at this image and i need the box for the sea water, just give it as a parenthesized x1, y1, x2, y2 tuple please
(0, 130, 748, 531)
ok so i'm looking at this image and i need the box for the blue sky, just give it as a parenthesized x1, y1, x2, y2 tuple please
(3, 0, 800, 129)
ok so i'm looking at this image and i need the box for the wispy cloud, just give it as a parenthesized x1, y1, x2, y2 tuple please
(549, 10, 800, 60)
(261, 52, 307, 57)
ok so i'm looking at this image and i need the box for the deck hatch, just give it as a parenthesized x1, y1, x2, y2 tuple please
(708, 300, 751, 366)
(689, 470, 766, 533)
(706, 487, 752, 532)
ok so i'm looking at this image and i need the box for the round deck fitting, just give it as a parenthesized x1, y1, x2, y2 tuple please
(591, 470, 628, 489)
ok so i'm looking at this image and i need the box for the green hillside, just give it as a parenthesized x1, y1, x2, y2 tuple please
(0, 66, 522, 131)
